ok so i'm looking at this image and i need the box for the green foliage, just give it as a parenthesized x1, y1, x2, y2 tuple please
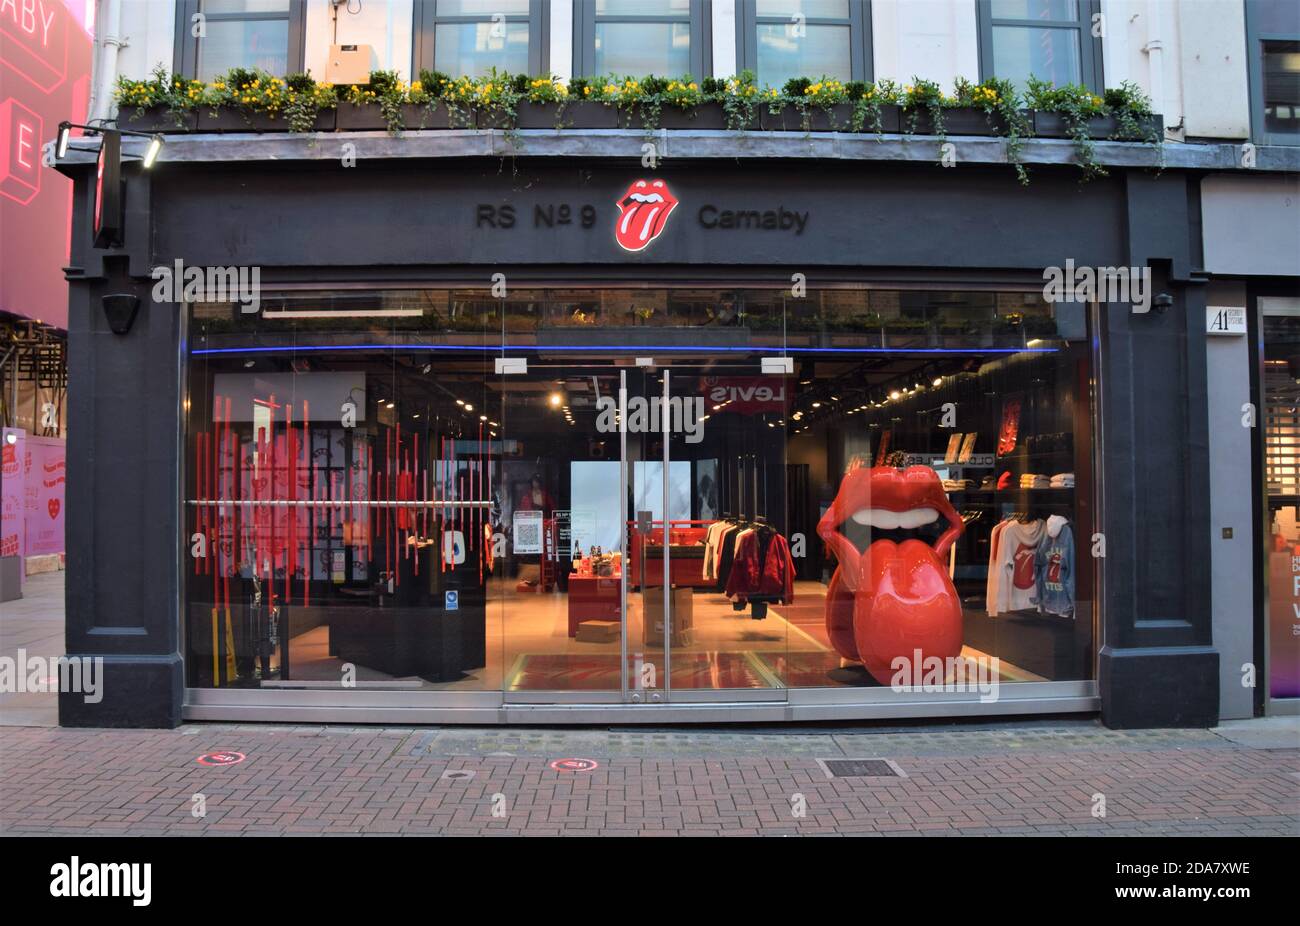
(1026, 76, 1107, 181)
(113, 64, 1162, 182)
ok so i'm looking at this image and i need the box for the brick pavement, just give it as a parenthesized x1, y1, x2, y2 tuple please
(1, 720, 1296, 836)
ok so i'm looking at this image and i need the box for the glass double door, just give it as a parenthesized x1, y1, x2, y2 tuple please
(495, 357, 790, 702)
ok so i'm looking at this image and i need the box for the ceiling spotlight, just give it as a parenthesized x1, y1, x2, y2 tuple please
(385, 401, 395, 409)
(464, 403, 473, 412)
(811, 401, 821, 408)
(455, 399, 465, 406)
(243, 359, 255, 369)
(56, 121, 71, 159)
(933, 377, 943, 387)
(889, 390, 900, 400)
(549, 392, 563, 407)
(421, 362, 432, 374)
(480, 415, 487, 421)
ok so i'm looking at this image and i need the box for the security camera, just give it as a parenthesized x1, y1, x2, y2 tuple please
(1152, 293, 1173, 313)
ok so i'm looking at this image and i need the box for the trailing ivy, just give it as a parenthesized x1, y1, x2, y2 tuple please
(956, 76, 1033, 185)
(718, 71, 759, 131)
(282, 72, 334, 134)
(1027, 77, 1108, 181)
(903, 77, 948, 149)
(1106, 80, 1164, 173)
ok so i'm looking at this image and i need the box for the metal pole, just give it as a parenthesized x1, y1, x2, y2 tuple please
(662, 369, 671, 701)
(619, 370, 628, 703)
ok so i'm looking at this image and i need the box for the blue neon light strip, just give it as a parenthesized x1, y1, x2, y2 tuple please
(191, 343, 1058, 356)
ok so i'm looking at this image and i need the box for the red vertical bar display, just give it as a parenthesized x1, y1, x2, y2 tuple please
(196, 431, 205, 576)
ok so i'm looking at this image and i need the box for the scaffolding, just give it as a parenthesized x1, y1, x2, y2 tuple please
(0, 317, 67, 436)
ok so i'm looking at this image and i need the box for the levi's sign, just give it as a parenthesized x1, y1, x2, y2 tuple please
(703, 376, 787, 414)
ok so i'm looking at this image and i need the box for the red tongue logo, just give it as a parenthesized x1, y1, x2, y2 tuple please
(615, 179, 678, 252)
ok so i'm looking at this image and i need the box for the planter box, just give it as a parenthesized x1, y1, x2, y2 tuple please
(759, 103, 899, 133)
(1033, 110, 1163, 140)
(902, 106, 1007, 136)
(196, 108, 335, 133)
(334, 103, 386, 131)
(337, 102, 449, 131)
(618, 102, 729, 130)
(116, 105, 196, 132)
(513, 101, 619, 129)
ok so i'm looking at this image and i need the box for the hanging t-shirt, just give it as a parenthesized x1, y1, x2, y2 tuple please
(994, 518, 1046, 614)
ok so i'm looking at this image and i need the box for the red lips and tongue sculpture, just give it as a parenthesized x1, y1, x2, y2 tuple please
(615, 179, 678, 252)
(816, 465, 965, 685)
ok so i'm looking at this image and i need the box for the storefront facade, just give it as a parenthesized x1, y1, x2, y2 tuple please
(58, 131, 1280, 729)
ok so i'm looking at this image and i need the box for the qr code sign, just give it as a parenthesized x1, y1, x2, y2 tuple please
(516, 521, 540, 549)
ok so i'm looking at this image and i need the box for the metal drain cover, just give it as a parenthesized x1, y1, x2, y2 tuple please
(440, 769, 476, 781)
(816, 758, 906, 779)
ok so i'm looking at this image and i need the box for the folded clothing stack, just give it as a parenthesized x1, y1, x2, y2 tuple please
(942, 478, 976, 492)
(1050, 472, 1075, 488)
(1020, 472, 1050, 489)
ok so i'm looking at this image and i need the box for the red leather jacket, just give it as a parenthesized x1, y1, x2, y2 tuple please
(724, 529, 794, 604)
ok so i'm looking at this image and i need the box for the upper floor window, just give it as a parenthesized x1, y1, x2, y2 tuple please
(977, 0, 1102, 92)
(737, 1, 872, 88)
(575, 0, 710, 77)
(177, 0, 306, 80)
(1247, 0, 1300, 145)
(415, 0, 548, 77)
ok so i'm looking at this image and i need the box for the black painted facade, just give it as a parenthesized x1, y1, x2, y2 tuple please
(57, 150, 1218, 728)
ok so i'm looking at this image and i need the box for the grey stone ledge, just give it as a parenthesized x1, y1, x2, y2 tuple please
(56, 128, 1300, 173)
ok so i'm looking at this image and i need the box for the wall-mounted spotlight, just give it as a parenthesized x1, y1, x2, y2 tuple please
(56, 121, 165, 167)
(57, 122, 165, 249)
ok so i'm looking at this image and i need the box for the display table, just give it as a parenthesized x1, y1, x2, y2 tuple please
(567, 575, 620, 636)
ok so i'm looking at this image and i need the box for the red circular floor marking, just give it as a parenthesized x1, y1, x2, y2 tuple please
(549, 757, 599, 772)
(197, 751, 246, 766)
